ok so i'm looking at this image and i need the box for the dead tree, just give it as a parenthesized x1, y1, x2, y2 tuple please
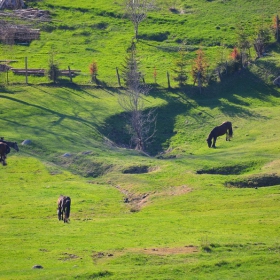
(253, 28, 270, 58)
(119, 42, 156, 151)
(125, 0, 156, 39)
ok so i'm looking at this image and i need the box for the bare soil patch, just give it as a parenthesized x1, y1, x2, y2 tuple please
(92, 246, 198, 262)
(134, 245, 199, 255)
(58, 252, 81, 261)
(116, 185, 192, 212)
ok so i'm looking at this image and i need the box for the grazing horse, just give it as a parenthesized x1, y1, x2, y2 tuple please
(0, 139, 19, 166)
(57, 195, 71, 223)
(0, 140, 19, 154)
(0, 142, 8, 165)
(206, 121, 233, 148)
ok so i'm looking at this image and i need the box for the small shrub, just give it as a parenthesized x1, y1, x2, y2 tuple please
(46, 51, 60, 83)
(91, 22, 108, 30)
(89, 60, 98, 83)
(138, 31, 170, 42)
(57, 25, 75, 31)
(169, 7, 179, 13)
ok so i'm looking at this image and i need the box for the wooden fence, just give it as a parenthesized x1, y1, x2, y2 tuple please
(10, 68, 81, 77)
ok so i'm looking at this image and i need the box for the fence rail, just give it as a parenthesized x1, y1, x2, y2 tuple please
(10, 68, 81, 77)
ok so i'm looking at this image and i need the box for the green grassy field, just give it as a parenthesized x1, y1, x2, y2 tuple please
(1, 0, 280, 279)
(1, 0, 280, 86)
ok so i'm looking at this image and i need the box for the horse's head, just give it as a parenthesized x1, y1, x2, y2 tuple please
(206, 138, 212, 148)
(13, 142, 19, 152)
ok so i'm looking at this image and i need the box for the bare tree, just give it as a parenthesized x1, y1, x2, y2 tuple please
(253, 27, 271, 58)
(125, 0, 156, 39)
(119, 42, 157, 151)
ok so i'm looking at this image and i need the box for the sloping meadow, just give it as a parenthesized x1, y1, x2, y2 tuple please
(1, 0, 280, 278)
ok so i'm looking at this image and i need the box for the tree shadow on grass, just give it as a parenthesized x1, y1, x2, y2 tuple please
(0, 93, 104, 148)
(100, 89, 200, 156)
(100, 68, 280, 156)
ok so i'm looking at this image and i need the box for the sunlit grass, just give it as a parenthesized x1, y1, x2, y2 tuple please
(1, 0, 280, 279)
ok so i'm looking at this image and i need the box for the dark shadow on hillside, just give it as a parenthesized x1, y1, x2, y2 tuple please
(0, 93, 103, 146)
(45, 3, 123, 18)
(181, 68, 280, 120)
(100, 88, 202, 156)
(225, 173, 280, 188)
(139, 40, 199, 53)
(0, 86, 21, 94)
(212, 69, 280, 118)
(33, 83, 122, 100)
(100, 66, 280, 156)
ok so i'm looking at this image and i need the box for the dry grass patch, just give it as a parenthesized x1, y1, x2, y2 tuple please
(116, 185, 192, 212)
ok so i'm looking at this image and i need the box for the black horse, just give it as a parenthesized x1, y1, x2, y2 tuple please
(206, 121, 233, 148)
(0, 142, 8, 166)
(57, 195, 71, 223)
(0, 138, 19, 165)
(0, 139, 19, 154)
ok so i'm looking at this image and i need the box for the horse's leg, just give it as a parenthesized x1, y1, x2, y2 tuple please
(1, 155, 7, 166)
(57, 207, 61, 220)
(226, 130, 231, 141)
(212, 137, 217, 148)
(64, 208, 67, 223)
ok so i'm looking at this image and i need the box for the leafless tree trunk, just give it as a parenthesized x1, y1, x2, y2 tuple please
(119, 43, 157, 151)
(125, 0, 156, 39)
(119, 89, 157, 151)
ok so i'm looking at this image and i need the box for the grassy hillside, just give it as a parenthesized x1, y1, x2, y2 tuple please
(1, 0, 280, 279)
(1, 0, 280, 86)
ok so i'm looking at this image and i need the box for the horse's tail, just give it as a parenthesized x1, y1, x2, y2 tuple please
(64, 197, 71, 222)
(66, 202, 71, 219)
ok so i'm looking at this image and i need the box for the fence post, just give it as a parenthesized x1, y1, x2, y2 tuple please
(68, 66, 72, 83)
(116, 67, 121, 87)
(167, 71, 171, 89)
(25, 57, 28, 84)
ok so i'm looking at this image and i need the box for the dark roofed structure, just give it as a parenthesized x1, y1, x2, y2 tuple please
(0, 0, 24, 10)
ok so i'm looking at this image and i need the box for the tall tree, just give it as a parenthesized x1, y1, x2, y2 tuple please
(125, 0, 156, 39)
(191, 48, 208, 93)
(121, 42, 141, 88)
(173, 48, 188, 87)
(119, 42, 157, 151)
(236, 25, 251, 67)
(273, 15, 280, 43)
